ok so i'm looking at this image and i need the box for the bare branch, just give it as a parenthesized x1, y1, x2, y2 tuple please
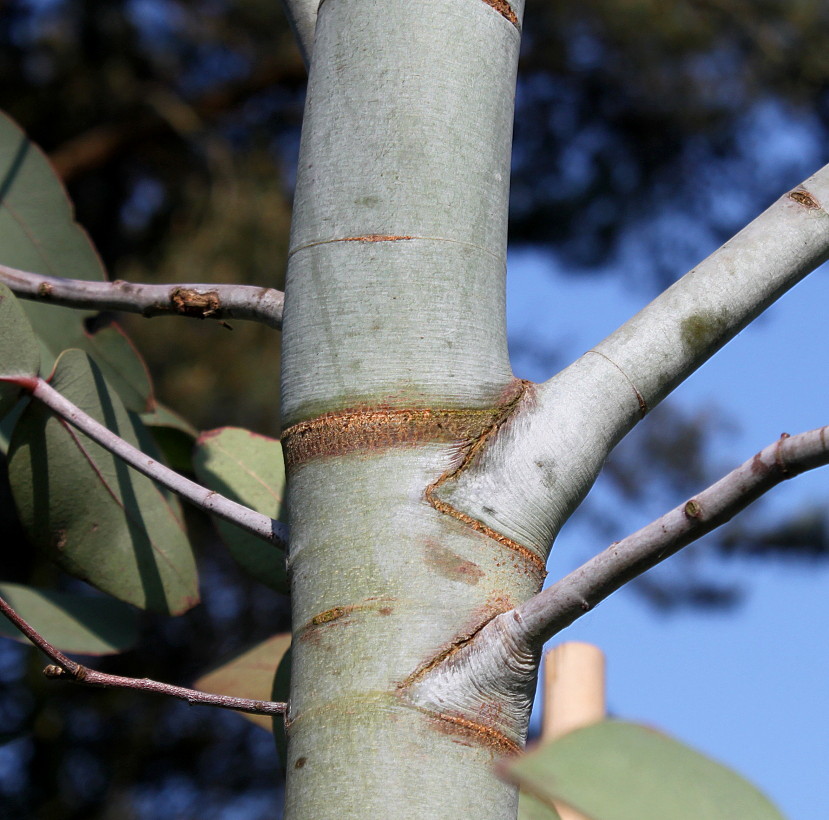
(6, 376, 287, 549)
(506, 425, 829, 650)
(280, 0, 317, 66)
(585, 169, 829, 422)
(0, 263, 284, 329)
(0, 593, 287, 718)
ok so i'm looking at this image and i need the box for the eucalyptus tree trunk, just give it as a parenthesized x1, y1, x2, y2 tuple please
(280, 0, 534, 816)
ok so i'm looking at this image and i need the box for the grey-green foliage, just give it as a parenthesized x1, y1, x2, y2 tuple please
(8, 348, 198, 614)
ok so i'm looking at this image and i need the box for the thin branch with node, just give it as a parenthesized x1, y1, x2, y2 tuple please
(2, 375, 288, 550)
(0, 594, 287, 718)
(507, 425, 829, 651)
(0, 263, 284, 329)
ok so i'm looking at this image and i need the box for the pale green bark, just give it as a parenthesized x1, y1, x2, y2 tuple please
(281, 1, 530, 817)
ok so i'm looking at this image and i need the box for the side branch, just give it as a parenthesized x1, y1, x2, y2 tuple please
(0, 263, 284, 329)
(432, 164, 829, 554)
(586, 166, 829, 424)
(0, 594, 287, 718)
(507, 426, 829, 650)
(12, 376, 287, 549)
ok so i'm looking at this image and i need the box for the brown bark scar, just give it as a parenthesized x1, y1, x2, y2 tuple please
(424, 541, 484, 585)
(299, 598, 397, 643)
(339, 234, 415, 242)
(775, 432, 791, 476)
(311, 605, 353, 625)
(424, 380, 547, 575)
(170, 287, 221, 319)
(281, 382, 544, 574)
(398, 595, 514, 688)
(480, 0, 519, 27)
(788, 189, 821, 210)
(424, 710, 520, 755)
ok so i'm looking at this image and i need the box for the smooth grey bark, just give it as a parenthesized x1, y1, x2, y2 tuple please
(280, 0, 530, 817)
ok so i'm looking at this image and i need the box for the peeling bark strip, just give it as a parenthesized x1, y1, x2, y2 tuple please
(282, 407, 500, 467)
(480, 0, 519, 27)
(425, 709, 521, 755)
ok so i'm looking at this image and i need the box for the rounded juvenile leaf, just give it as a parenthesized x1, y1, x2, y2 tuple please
(0, 112, 105, 280)
(0, 111, 152, 412)
(503, 721, 784, 820)
(0, 283, 39, 417)
(193, 427, 287, 593)
(0, 583, 138, 655)
(8, 349, 198, 614)
(195, 633, 291, 732)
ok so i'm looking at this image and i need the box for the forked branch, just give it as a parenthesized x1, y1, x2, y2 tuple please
(5, 375, 287, 549)
(0, 263, 284, 329)
(506, 425, 829, 651)
(431, 164, 829, 554)
(0, 594, 287, 718)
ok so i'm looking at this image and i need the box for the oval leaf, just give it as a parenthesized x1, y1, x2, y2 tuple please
(72, 322, 154, 414)
(0, 283, 39, 417)
(0, 582, 138, 655)
(141, 403, 198, 473)
(195, 633, 291, 732)
(0, 111, 152, 411)
(503, 720, 785, 820)
(193, 427, 287, 593)
(8, 349, 198, 614)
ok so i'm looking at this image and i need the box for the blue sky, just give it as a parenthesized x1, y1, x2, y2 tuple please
(507, 248, 829, 820)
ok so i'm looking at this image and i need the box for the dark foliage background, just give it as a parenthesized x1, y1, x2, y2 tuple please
(1, 0, 828, 816)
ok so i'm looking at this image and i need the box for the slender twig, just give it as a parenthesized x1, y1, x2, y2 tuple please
(4, 375, 287, 549)
(0, 594, 287, 717)
(0, 263, 284, 329)
(510, 426, 829, 649)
